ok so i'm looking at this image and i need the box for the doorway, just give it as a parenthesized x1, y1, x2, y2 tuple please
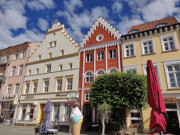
(37, 104, 45, 123)
(84, 104, 91, 122)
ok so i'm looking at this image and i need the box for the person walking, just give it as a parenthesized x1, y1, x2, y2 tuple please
(0, 114, 4, 128)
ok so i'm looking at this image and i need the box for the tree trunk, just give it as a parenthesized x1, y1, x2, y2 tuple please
(101, 117, 105, 135)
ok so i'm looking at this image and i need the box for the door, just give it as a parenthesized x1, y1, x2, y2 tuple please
(37, 104, 45, 123)
(84, 104, 91, 122)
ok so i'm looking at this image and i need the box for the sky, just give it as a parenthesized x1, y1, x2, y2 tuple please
(0, 0, 180, 49)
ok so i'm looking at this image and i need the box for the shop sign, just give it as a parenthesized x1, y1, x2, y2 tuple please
(164, 97, 176, 102)
(25, 95, 34, 99)
(56, 93, 67, 97)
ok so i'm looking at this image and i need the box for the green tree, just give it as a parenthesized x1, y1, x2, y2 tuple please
(90, 72, 147, 129)
(97, 103, 112, 135)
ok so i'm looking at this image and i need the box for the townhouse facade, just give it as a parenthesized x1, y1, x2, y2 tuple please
(121, 16, 180, 133)
(0, 42, 41, 123)
(78, 17, 121, 123)
(15, 21, 80, 125)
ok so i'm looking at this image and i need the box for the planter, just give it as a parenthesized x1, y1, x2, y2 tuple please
(127, 127, 143, 133)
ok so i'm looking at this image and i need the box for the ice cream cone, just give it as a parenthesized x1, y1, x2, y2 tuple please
(71, 122, 82, 135)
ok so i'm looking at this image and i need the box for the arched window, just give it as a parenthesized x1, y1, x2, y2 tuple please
(110, 68, 118, 73)
(86, 72, 93, 83)
(97, 70, 105, 76)
(156, 23, 167, 28)
(129, 29, 139, 34)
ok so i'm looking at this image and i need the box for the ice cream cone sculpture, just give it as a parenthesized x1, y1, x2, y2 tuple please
(70, 107, 83, 135)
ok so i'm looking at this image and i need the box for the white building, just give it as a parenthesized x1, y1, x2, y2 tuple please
(15, 21, 80, 125)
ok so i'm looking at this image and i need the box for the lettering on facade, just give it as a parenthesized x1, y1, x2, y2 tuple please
(56, 93, 67, 97)
(25, 95, 34, 99)
(164, 97, 176, 102)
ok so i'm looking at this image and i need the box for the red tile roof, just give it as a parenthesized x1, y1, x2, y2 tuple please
(127, 16, 178, 34)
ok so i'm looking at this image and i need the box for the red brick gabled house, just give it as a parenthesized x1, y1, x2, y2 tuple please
(78, 17, 121, 123)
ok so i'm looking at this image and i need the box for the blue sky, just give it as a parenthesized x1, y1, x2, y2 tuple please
(0, 0, 180, 49)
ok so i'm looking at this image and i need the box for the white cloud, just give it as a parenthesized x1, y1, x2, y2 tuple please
(64, 0, 83, 14)
(117, 15, 144, 35)
(27, 0, 55, 10)
(38, 18, 49, 31)
(140, 0, 180, 21)
(112, 0, 123, 13)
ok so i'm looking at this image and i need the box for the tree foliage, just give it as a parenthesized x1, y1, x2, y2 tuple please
(90, 72, 147, 111)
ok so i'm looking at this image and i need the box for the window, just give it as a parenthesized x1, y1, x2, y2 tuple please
(22, 49, 26, 58)
(28, 70, 31, 76)
(38, 55, 41, 61)
(21, 104, 27, 120)
(109, 50, 116, 59)
(7, 53, 10, 62)
(69, 63, 72, 69)
(49, 41, 56, 48)
(96, 34, 104, 42)
(164, 63, 180, 88)
(57, 79, 62, 91)
(44, 80, 49, 92)
(36, 68, 39, 74)
(0, 56, 1, 63)
(29, 104, 35, 120)
(143, 63, 161, 88)
(18, 65, 23, 75)
(25, 83, 30, 94)
(110, 68, 118, 73)
(86, 53, 92, 62)
(97, 51, 104, 61)
(124, 43, 135, 57)
(54, 104, 60, 121)
(11, 66, 16, 76)
(65, 107, 71, 121)
(141, 39, 154, 54)
(49, 53, 52, 58)
(14, 83, 20, 94)
(67, 78, 73, 90)
(86, 72, 93, 83)
(46, 64, 51, 73)
(33, 82, 38, 93)
(129, 29, 139, 34)
(59, 65, 63, 71)
(0, 85, 1, 91)
(156, 23, 167, 28)
(15, 51, 19, 59)
(60, 50, 64, 56)
(129, 105, 142, 126)
(85, 92, 90, 101)
(124, 66, 138, 74)
(97, 70, 105, 76)
(7, 84, 12, 95)
(161, 34, 177, 51)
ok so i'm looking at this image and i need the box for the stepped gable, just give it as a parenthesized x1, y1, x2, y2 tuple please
(81, 17, 121, 47)
(127, 16, 178, 34)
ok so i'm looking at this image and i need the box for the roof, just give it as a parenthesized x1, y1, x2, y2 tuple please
(81, 17, 121, 47)
(127, 16, 178, 34)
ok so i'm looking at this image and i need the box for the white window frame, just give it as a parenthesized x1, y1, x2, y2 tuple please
(18, 65, 23, 75)
(57, 79, 62, 91)
(33, 82, 38, 93)
(97, 51, 104, 61)
(160, 33, 177, 52)
(14, 83, 20, 94)
(25, 83, 30, 94)
(86, 53, 92, 63)
(15, 51, 19, 59)
(129, 109, 142, 125)
(123, 42, 135, 57)
(46, 64, 51, 73)
(163, 60, 180, 89)
(109, 50, 116, 59)
(22, 49, 26, 58)
(67, 78, 73, 90)
(11, 66, 16, 76)
(7, 84, 12, 95)
(85, 71, 93, 83)
(96, 69, 105, 76)
(108, 67, 118, 73)
(85, 92, 90, 101)
(124, 65, 138, 74)
(44, 80, 49, 92)
(53, 104, 60, 121)
(141, 38, 155, 55)
(143, 63, 162, 88)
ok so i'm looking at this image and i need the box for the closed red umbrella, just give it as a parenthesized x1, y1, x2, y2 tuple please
(147, 60, 167, 134)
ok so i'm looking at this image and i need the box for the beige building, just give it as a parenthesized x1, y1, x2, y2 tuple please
(0, 42, 41, 123)
(121, 17, 180, 133)
(16, 22, 79, 125)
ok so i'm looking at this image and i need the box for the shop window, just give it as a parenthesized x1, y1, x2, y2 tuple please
(29, 104, 35, 120)
(54, 104, 60, 121)
(21, 104, 27, 120)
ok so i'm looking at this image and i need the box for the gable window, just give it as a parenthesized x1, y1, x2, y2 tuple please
(25, 83, 30, 94)
(96, 34, 104, 42)
(161, 34, 177, 51)
(11, 66, 16, 76)
(86, 53, 92, 63)
(97, 70, 105, 76)
(15, 51, 19, 59)
(129, 29, 139, 34)
(15, 83, 20, 94)
(86, 72, 93, 83)
(49, 41, 56, 48)
(33, 82, 38, 93)
(67, 78, 73, 90)
(109, 50, 116, 59)
(85, 92, 90, 101)
(124, 43, 135, 57)
(124, 66, 138, 74)
(46, 64, 51, 73)
(22, 49, 26, 58)
(156, 23, 167, 28)
(44, 80, 49, 92)
(7, 84, 12, 95)
(141, 39, 154, 54)
(97, 51, 104, 61)
(19, 65, 23, 75)
(57, 79, 62, 91)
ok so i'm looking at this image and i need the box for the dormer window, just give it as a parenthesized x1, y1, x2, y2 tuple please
(129, 29, 139, 34)
(156, 23, 167, 28)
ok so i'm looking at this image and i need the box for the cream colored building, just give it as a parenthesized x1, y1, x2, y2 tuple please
(121, 17, 180, 133)
(16, 21, 79, 125)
